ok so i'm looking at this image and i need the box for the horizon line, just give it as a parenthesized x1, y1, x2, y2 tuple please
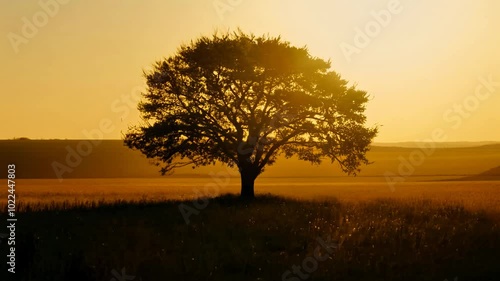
(2, 138, 500, 144)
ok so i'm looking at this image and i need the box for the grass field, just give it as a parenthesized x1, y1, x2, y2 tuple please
(3, 178, 500, 215)
(1, 191, 499, 281)
(1, 141, 500, 280)
(0, 179, 499, 280)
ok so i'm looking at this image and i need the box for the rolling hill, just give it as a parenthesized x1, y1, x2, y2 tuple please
(1, 140, 499, 179)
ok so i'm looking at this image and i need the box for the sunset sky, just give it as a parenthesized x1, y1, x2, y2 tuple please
(1, 0, 499, 142)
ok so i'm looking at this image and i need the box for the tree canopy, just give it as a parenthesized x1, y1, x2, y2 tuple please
(124, 30, 377, 198)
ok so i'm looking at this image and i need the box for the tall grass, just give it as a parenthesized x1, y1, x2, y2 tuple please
(1, 194, 499, 281)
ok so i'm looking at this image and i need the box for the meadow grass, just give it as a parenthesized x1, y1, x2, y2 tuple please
(5, 179, 500, 214)
(1, 194, 499, 281)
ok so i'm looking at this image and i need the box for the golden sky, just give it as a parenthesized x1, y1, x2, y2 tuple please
(1, 0, 499, 142)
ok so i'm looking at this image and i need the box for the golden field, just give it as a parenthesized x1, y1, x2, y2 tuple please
(3, 178, 500, 216)
(1, 141, 499, 216)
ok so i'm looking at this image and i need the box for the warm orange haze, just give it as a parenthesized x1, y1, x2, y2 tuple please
(1, 1, 500, 280)
(1, 0, 500, 142)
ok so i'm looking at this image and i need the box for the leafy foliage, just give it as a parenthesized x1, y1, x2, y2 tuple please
(125, 30, 377, 180)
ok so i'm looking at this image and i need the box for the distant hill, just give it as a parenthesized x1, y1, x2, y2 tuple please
(457, 166, 500, 181)
(1, 140, 500, 179)
(0, 140, 162, 179)
(373, 141, 500, 148)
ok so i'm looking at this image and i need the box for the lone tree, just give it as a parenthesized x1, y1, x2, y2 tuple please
(124, 31, 377, 199)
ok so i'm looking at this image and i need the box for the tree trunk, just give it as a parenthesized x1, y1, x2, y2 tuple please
(240, 169, 256, 199)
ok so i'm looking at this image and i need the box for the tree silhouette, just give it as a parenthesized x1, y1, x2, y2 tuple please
(124, 31, 377, 199)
